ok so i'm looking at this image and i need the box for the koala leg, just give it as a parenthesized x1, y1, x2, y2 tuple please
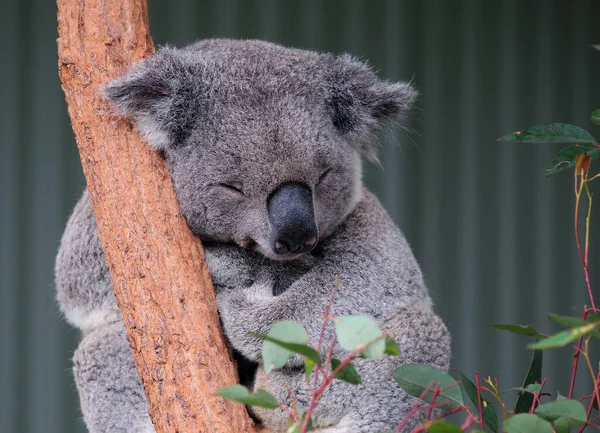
(55, 191, 120, 332)
(73, 321, 155, 433)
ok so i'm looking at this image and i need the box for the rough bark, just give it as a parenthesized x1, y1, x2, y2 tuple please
(56, 1, 257, 432)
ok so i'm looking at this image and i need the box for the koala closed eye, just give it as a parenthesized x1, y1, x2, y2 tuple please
(316, 167, 332, 186)
(215, 182, 245, 196)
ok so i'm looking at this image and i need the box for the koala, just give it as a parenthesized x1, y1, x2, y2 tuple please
(55, 39, 450, 433)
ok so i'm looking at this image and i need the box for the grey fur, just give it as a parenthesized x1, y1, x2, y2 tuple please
(56, 39, 449, 433)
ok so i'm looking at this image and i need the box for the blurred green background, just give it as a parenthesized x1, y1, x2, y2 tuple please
(1, 1, 600, 432)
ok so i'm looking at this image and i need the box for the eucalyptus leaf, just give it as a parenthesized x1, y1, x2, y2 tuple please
(528, 322, 600, 350)
(515, 350, 543, 414)
(331, 358, 361, 385)
(548, 313, 600, 337)
(426, 419, 463, 432)
(587, 312, 600, 324)
(503, 414, 553, 433)
(545, 143, 600, 176)
(547, 313, 588, 329)
(334, 315, 385, 358)
(553, 417, 574, 433)
(216, 385, 279, 409)
(492, 323, 545, 338)
(305, 357, 315, 380)
(459, 372, 498, 433)
(251, 321, 320, 373)
(591, 109, 600, 125)
(535, 399, 587, 426)
(393, 364, 463, 409)
(284, 410, 313, 433)
(524, 383, 542, 394)
(498, 123, 596, 144)
(383, 336, 401, 356)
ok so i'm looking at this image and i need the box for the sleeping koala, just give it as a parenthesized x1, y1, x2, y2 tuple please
(55, 39, 450, 433)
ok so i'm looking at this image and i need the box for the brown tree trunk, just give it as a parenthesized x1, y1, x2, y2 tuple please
(56, 1, 257, 432)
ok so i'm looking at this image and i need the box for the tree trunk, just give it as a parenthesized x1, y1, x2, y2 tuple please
(56, 1, 256, 432)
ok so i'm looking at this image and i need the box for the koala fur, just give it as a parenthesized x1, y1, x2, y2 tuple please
(55, 39, 450, 433)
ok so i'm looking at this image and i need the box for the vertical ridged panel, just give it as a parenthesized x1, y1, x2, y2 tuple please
(1, 1, 599, 431)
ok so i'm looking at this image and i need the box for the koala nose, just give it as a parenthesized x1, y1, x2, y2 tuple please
(268, 182, 319, 256)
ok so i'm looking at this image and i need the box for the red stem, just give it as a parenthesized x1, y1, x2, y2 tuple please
(302, 337, 384, 432)
(460, 414, 476, 431)
(574, 174, 597, 312)
(301, 287, 339, 432)
(426, 383, 441, 420)
(528, 379, 546, 414)
(569, 309, 590, 399)
(475, 372, 484, 430)
(578, 372, 600, 433)
(280, 404, 298, 421)
(395, 382, 436, 432)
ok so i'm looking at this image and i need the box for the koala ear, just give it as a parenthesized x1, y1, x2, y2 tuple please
(326, 54, 418, 161)
(104, 47, 201, 151)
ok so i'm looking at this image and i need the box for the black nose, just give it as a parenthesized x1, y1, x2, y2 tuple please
(268, 182, 319, 256)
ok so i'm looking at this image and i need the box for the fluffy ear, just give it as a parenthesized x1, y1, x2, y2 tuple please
(104, 47, 202, 150)
(326, 54, 418, 161)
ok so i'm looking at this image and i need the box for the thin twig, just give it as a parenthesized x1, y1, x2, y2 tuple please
(569, 309, 589, 399)
(583, 180, 597, 311)
(425, 383, 441, 421)
(579, 372, 600, 433)
(395, 382, 436, 432)
(528, 379, 546, 414)
(574, 172, 597, 311)
(475, 372, 484, 429)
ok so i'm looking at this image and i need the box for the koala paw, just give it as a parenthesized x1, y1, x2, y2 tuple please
(204, 244, 255, 291)
(216, 268, 276, 361)
(245, 267, 275, 300)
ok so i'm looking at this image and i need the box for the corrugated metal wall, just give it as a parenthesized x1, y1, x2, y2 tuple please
(1, 1, 599, 432)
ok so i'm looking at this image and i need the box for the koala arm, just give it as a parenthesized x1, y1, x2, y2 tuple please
(56, 191, 256, 333)
(217, 191, 433, 364)
(56, 194, 257, 433)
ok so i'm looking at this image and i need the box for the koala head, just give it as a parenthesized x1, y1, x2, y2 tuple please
(105, 39, 416, 260)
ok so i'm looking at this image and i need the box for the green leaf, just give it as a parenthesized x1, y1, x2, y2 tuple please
(545, 143, 600, 176)
(285, 409, 314, 433)
(331, 358, 361, 385)
(515, 350, 543, 414)
(587, 312, 600, 324)
(498, 123, 596, 144)
(251, 321, 320, 374)
(492, 323, 545, 338)
(548, 313, 600, 337)
(503, 414, 553, 433)
(393, 364, 464, 409)
(547, 313, 588, 329)
(591, 109, 600, 125)
(334, 315, 385, 358)
(426, 419, 463, 432)
(553, 417, 574, 433)
(305, 357, 315, 380)
(459, 372, 498, 433)
(216, 385, 279, 409)
(528, 322, 600, 350)
(524, 383, 542, 394)
(535, 399, 587, 426)
(383, 336, 401, 356)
